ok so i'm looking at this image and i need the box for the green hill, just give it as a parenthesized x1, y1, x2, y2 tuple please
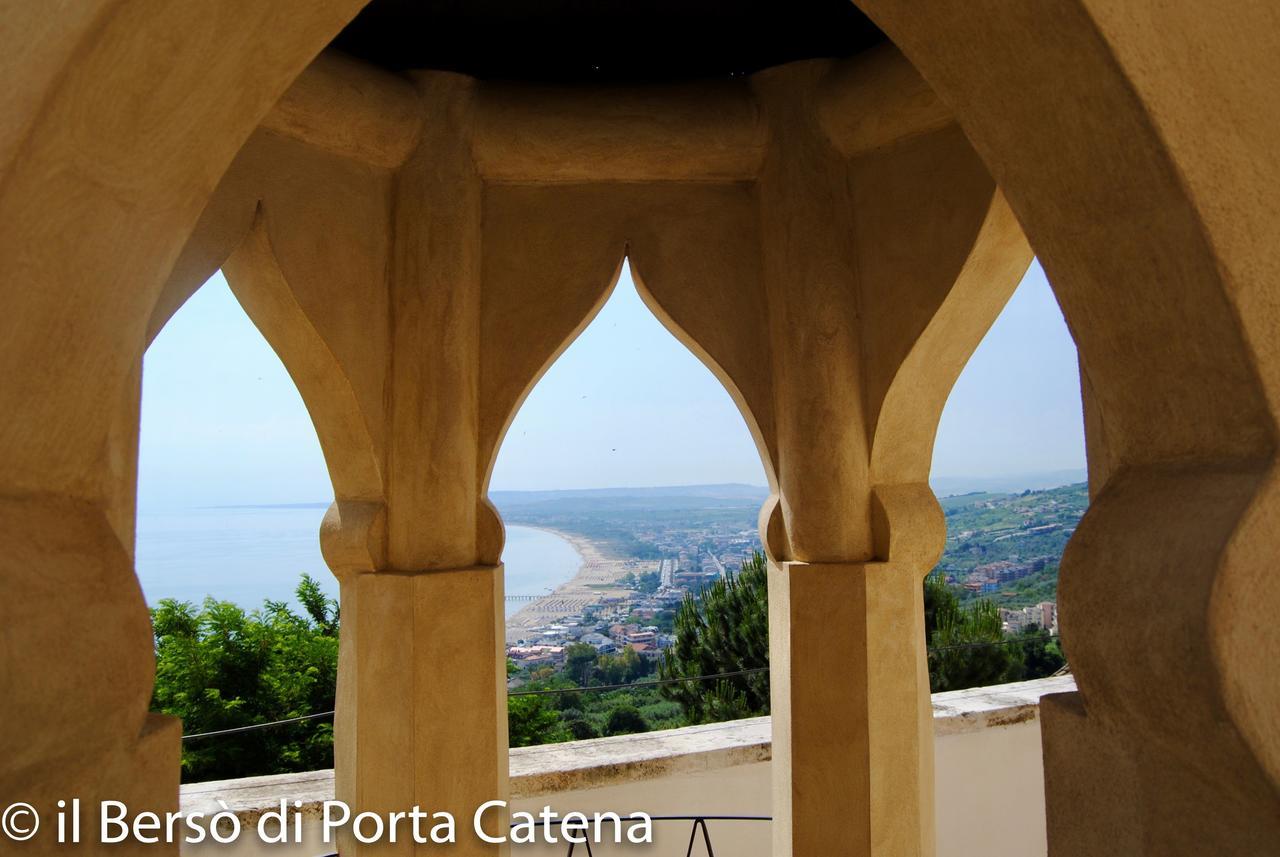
(934, 482, 1088, 608)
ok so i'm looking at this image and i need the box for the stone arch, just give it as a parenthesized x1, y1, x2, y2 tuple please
(476, 243, 627, 501)
(474, 181, 783, 566)
(219, 211, 384, 503)
(623, 193, 781, 495)
(850, 2, 1280, 851)
(0, 2, 369, 509)
(480, 249, 778, 555)
(0, 2, 373, 836)
(868, 191, 1032, 487)
(473, 187, 630, 563)
(143, 125, 393, 515)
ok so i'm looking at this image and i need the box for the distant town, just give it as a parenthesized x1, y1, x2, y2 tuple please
(497, 481, 1087, 677)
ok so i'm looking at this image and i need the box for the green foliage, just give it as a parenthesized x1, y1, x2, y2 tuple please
(508, 695, 570, 747)
(296, 573, 339, 635)
(619, 538, 663, 560)
(926, 576, 1014, 691)
(504, 645, 672, 747)
(933, 482, 1087, 609)
(658, 552, 770, 724)
(154, 573, 684, 765)
(1006, 623, 1066, 680)
(604, 705, 649, 736)
(594, 646, 653, 685)
(629, 609, 675, 633)
(563, 643, 599, 683)
(559, 708, 599, 740)
(923, 576, 1065, 690)
(620, 570, 662, 594)
(150, 574, 339, 783)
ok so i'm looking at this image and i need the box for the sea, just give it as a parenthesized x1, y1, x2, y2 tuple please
(134, 506, 582, 618)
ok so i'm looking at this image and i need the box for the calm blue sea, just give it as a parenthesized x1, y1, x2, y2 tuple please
(134, 506, 581, 618)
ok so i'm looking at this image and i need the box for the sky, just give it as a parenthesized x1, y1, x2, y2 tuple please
(137, 260, 1084, 510)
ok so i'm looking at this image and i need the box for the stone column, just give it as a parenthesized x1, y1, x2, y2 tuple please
(854, 2, 1280, 852)
(336, 564, 507, 856)
(751, 61, 999, 857)
(328, 72, 508, 857)
(769, 558, 930, 855)
(0, 4, 364, 852)
(203, 64, 508, 853)
(625, 53, 1028, 848)
(754, 63, 899, 857)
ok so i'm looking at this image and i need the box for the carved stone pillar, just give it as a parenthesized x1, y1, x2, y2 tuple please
(168, 44, 1025, 857)
(624, 54, 1031, 856)
(854, 2, 1280, 853)
(0, 4, 364, 852)
(753, 61, 1028, 857)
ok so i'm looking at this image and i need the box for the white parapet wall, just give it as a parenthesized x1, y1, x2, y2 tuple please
(181, 675, 1075, 857)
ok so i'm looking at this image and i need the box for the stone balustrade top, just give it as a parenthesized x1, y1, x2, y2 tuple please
(181, 675, 1076, 821)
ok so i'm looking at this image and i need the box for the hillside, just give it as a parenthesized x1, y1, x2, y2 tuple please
(496, 480, 1089, 610)
(934, 482, 1088, 608)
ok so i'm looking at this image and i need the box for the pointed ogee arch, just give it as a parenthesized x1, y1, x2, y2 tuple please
(869, 190, 1033, 487)
(853, 2, 1280, 849)
(221, 210, 384, 503)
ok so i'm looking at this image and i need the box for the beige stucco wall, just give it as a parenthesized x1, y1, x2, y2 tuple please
(182, 677, 1069, 857)
(933, 709, 1048, 857)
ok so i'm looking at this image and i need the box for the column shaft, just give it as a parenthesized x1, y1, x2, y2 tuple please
(770, 560, 929, 857)
(339, 565, 507, 856)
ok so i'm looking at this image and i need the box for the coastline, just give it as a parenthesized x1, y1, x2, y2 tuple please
(505, 527, 637, 642)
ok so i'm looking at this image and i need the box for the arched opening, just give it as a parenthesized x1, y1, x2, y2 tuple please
(138, 271, 340, 783)
(492, 260, 770, 747)
(5, 7, 1277, 855)
(925, 259, 1084, 692)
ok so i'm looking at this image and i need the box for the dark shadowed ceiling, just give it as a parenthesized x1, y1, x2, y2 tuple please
(331, 0, 887, 83)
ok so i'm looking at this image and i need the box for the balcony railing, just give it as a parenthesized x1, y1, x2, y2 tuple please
(181, 675, 1075, 857)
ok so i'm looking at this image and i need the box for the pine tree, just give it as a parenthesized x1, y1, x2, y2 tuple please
(924, 574, 1016, 691)
(659, 552, 770, 724)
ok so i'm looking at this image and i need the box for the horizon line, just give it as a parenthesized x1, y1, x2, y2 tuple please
(165, 470, 1087, 512)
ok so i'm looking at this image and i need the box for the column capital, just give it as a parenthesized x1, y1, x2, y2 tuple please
(320, 500, 386, 578)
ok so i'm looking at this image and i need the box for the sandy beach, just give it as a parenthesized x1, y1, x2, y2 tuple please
(505, 529, 639, 641)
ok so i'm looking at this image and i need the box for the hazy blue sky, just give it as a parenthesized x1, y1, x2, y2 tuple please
(137, 260, 1083, 510)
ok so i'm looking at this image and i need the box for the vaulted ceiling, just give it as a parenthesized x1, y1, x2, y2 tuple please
(331, 0, 887, 83)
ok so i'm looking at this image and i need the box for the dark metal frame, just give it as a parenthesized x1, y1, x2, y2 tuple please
(558, 815, 772, 857)
(318, 814, 771, 857)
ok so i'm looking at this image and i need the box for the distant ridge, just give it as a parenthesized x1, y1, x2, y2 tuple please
(929, 469, 1087, 497)
(204, 501, 332, 510)
(201, 470, 1089, 511)
(490, 482, 768, 507)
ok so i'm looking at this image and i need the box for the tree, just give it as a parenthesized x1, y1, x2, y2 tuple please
(924, 575, 1016, 691)
(296, 572, 339, 635)
(659, 552, 769, 724)
(632, 570, 661, 594)
(150, 576, 339, 783)
(558, 708, 599, 740)
(507, 695, 570, 747)
(595, 646, 652, 685)
(604, 704, 649, 736)
(1011, 623, 1065, 680)
(563, 643, 598, 684)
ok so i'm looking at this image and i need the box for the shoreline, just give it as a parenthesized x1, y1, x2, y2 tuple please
(504, 526, 637, 642)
